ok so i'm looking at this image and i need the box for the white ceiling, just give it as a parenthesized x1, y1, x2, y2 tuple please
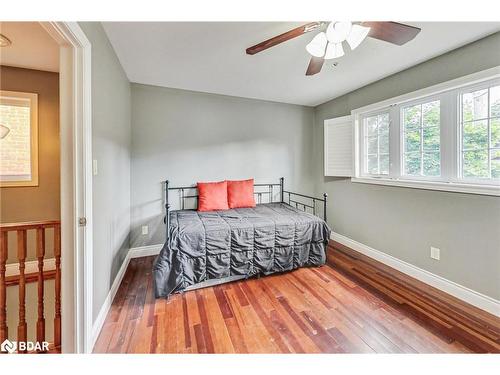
(0, 22, 59, 72)
(104, 22, 500, 106)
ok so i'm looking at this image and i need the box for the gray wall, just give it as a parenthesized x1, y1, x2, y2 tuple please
(79, 23, 131, 322)
(313, 32, 500, 300)
(130, 84, 314, 247)
(79, 23, 499, 322)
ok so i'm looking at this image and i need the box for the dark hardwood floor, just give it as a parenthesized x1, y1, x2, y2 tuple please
(328, 241, 500, 353)
(93, 244, 498, 353)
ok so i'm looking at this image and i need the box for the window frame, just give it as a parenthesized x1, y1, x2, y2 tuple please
(0, 90, 39, 187)
(351, 66, 500, 197)
(360, 109, 391, 178)
(398, 94, 444, 182)
(457, 78, 500, 185)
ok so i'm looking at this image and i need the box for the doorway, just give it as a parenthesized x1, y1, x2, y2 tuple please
(0, 21, 92, 353)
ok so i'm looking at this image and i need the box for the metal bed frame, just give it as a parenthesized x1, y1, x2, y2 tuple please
(164, 177, 327, 241)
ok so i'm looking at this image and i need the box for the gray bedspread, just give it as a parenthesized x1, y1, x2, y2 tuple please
(153, 202, 331, 297)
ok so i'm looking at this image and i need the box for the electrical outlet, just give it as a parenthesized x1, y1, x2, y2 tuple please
(430, 247, 440, 261)
(141, 225, 149, 235)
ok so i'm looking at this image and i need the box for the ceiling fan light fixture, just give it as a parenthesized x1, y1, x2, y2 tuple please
(306, 32, 328, 57)
(245, 21, 421, 76)
(346, 24, 371, 50)
(324, 42, 344, 60)
(326, 21, 352, 43)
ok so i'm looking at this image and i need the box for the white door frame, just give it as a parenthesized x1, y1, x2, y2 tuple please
(41, 22, 93, 353)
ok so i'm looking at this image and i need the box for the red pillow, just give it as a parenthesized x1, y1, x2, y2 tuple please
(227, 179, 256, 209)
(197, 180, 229, 211)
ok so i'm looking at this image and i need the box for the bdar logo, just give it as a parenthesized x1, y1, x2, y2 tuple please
(1, 339, 17, 353)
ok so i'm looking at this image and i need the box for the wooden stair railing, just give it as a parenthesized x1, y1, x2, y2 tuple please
(0, 220, 61, 353)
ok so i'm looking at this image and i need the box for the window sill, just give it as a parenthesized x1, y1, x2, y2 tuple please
(351, 177, 500, 196)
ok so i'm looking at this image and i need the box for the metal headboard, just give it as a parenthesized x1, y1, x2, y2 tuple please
(164, 177, 327, 241)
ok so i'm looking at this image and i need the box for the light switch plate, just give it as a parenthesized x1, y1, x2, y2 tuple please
(93, 160, 98, 176)
(142, 225, 149, 235)
(430, 247, 440, 260)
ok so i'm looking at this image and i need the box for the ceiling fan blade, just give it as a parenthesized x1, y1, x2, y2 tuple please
(246, 22, 323, 55)
(361, 22, 421, 46)
(305, 56, 324, 76)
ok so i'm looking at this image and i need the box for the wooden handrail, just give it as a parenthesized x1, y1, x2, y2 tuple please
(0, 220, 61, 353)
(0, 220, 61, 231)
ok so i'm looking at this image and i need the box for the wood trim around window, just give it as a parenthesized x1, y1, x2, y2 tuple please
(0, 90, 38, 187)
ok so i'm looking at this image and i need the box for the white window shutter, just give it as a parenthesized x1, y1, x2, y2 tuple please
(324, 115, 353, 177)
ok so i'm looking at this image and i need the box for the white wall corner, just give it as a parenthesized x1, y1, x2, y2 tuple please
(330, 232, 500, 317)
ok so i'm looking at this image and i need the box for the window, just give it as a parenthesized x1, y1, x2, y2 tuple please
(0, 90, 38, 187)
(363, 112, 389, 176)
(351, 68, 500, 196)
(460, 84, 500, 179)
(402, 100, 440, 177)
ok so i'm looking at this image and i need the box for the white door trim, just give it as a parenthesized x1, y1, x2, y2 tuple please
(41, 22, 93, 353)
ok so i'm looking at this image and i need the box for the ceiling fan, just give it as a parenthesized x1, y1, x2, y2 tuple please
(246, 21, 421, 76)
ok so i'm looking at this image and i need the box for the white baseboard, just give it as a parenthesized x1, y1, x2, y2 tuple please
(331, 232, 500, 317)
(90, 243, 163, 350)
(5, 258, 55, 277)
(129, 243, 163, 258)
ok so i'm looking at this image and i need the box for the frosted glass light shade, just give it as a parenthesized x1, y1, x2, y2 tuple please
(324, 42, 344, 59)
(346, 24, 370, 50)
(326, 21, 352, 43)
(306, 32, 328, 57)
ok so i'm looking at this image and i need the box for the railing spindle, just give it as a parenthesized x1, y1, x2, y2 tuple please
(17, 230, 27, 353)
(0, 220, 61, 353)
(54, 225, 61, 349)
(0, 231, 7, 343)
(36, 227, 46, 351)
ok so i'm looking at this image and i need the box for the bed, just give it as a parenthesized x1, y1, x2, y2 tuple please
(153, 178, 331, 298)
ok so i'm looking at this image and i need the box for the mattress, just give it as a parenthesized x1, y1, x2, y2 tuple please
(153, 202, 331, 297)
